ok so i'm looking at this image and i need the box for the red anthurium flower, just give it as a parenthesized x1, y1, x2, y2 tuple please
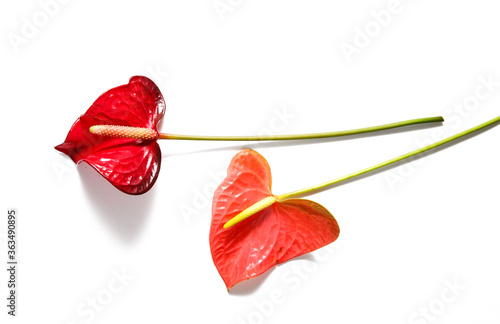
(209, 149, 340, 289)
(55, 76, 165, 195)
(55, 80, 444, 197)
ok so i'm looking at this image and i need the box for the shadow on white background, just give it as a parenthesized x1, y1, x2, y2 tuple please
(229, 254, 317, 296)
(78, 163, 155, 244)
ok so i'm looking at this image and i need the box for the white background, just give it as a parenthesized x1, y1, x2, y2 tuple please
(1, 1, 500, 323)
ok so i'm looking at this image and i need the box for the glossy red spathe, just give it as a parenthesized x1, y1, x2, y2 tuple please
(55, 76, 165, 195)
(209, 149, 340, 289)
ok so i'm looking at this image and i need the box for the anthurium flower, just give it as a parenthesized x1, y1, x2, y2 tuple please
(209, 149, 340, 289)
(55, 76, 165, 194)
(210, 116, 500, 290)
(55, 76, 445, 195)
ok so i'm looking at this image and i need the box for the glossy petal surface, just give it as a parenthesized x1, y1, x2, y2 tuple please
(210, 149, 340, 289)
(55, 76, 165, 195)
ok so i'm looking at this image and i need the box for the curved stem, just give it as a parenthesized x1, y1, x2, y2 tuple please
(158, 116, 443, 141)
(276, 115, 500, 200)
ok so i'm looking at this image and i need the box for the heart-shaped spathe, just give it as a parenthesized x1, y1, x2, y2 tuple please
(55, 76, 165, 195)
(209, 149, 340, 289)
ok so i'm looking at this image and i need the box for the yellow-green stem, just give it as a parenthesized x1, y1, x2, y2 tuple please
(158, 117, 443, 141)
(224, 115, 499, 228)
(276, 115, 500, 200)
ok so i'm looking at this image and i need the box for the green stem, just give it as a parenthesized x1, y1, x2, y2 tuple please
(158, 116, 443, 141)
(276, 115, 500, 200)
